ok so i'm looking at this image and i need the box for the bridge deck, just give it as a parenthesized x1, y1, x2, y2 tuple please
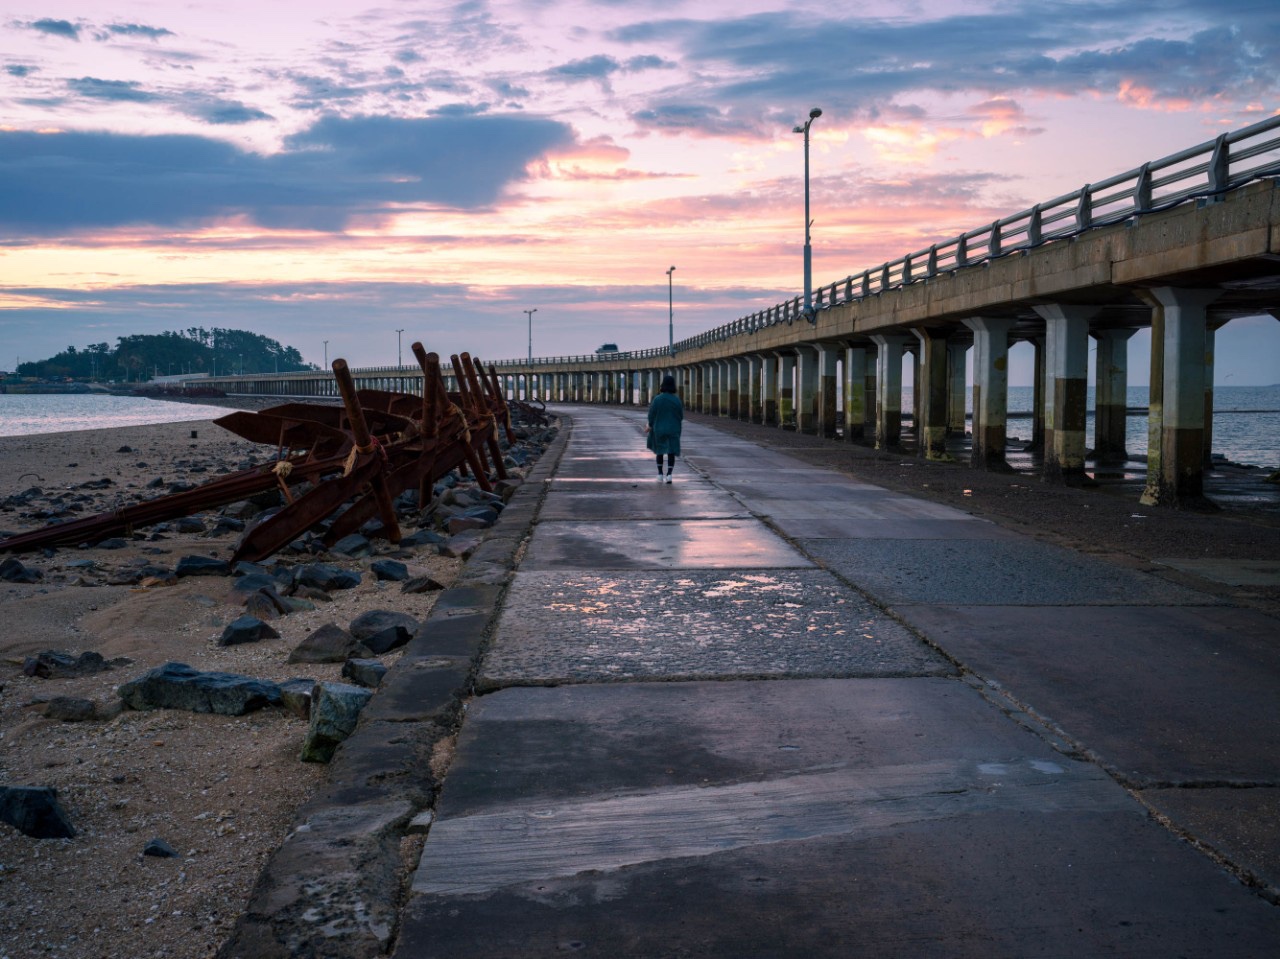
(393, 405, 1280, 958)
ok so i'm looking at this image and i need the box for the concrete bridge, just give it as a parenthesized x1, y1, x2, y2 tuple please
(202, 115, 1280, 508)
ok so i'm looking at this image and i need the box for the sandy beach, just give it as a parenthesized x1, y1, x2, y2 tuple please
(0, 414, 465, 958)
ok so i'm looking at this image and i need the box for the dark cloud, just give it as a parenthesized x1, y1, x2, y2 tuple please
(6, 64, 34, 77)
(624, 54, 677, 71)
(0, 114, 576, 235)
(185, 99, 274, 125)
(104, 23, 175, 41)
(66, 77, 159, 102)
(27, 18, 79, 40)
(547, 54, 621, 83)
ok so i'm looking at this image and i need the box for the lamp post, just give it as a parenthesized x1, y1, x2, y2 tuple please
(238, 353, 244, 375)
(323, 340, 328, 368)
(666, 266, 676, 355)
(793, 107, 822, 321)
(524, 308, 537, 364)
(396, 329, 404, 369)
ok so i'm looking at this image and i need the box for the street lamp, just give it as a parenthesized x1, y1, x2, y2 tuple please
(396, 329, 404, 369)
(524, 308, 537, 364)
(666, 266, 676, 355)
(323, 340, 329, 368)
(238, 353, 244, 375)
(793, 106, 822, 322)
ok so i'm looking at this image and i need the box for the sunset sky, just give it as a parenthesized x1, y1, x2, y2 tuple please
(2, 0, 1278, 383)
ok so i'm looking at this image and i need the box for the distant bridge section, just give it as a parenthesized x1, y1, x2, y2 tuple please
(201, 116, 1280, 507)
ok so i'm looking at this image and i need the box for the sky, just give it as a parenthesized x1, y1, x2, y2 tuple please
(1, 0, 1278, 384)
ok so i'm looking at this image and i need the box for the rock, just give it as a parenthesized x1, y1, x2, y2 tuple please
(278, 678, 316, 719)
(0, 786, 76, 838)
(175, 555, 231, 577)
(401, 574, 446, 594)
(294, 563, 361, 591)
(119, 662, 282, 715)
(95, 537, 129, 550)
(292, 585, 334, 603)
(401, 529, 447, 548)
(342, 658, 388, 688)
(175, 516, 206, 534)
(209, 516, 245, 535)
(440, 529, 485, 559)
(370, 559, 409, 582)
(243, 592, 282, 621)
(494, 478, 522, 502)
(349, 610, 419, 655)
(143, 837, 180, 858)
(227, 572, 280, 600)
(330, 534, 373, 558)
(447, 515, 491, 534)
(0, 557, 42, 583)
(22, 650, 111, 679)
(288, 624, 370, 664)
(300, 682, 374, 763)
(43, 697, 97, 722)
(218, 615, 281, 647)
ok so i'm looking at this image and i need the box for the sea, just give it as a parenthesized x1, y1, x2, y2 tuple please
(0, 392, 232, 439)
(1, 386, 1277, 469)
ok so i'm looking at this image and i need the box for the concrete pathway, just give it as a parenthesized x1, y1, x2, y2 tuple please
(393, 406, 1280, 958)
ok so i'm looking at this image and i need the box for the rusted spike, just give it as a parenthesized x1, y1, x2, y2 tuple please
(333, 359, 401, 544)
(485, 362, 518, 444)
(461, 353, 508, 482)
(449, 353, 495, 493)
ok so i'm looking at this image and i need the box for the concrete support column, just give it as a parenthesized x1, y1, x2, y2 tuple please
(947, 342, 968, 436)
(1028, 336, 1046, 451)
(864, 347, 878, 439)
(639, 370, 652, 407)
(843, 345, 867, 442)
(907, 347, 922, 448)
(794, 346, 820, 435)
(911, 329, 951, 459)
(817, 345, 840, 439)
(1034, 304, 1099, 483)
(1140, 287, 1221, 506)
(1092, 328, 1138, 463)
(762, 355, 779, 426)
(702, 363, 716, 415)
(746, 356, 762, 423)
(961, 317, 1016, 470)
(1204, 316, 1230, 466)
(778, 354, 796, 429)
(719, 360, 733, 418)
(869, 334, 908, 450)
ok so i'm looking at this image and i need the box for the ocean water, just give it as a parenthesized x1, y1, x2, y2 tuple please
(0, 392, 232, 438)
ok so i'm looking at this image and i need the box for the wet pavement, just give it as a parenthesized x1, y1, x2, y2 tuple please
(393, 406, 1280, 958)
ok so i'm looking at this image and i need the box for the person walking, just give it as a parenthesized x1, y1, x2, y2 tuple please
(646, 374, 683, 483)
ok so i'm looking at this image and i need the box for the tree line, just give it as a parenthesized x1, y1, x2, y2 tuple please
(14, 328, 318, 382)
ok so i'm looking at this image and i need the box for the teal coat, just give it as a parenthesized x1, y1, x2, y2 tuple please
(646, 392, 684, 455)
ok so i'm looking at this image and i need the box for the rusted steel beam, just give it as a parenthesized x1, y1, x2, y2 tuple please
(333, 359, 401, 545)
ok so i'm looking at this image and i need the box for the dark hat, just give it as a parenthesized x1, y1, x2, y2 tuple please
(660, 374, 677, 393)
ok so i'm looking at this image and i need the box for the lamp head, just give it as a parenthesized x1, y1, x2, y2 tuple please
(792, 125, 804, 133)
(809, 107, 822, 119)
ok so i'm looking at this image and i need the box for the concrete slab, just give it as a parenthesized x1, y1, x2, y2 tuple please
(739, 492, 978, 520)
(772, 516, 1017, 540)
(479, 569, 949, 688)
(803, 538, 1219, 606)
(1143, 786, 1280, 891)
(538, 485, 746, 521)
(397, 679, 1280, 958)
(522, 519, 814, 570)
(894, 604, 1280, 784)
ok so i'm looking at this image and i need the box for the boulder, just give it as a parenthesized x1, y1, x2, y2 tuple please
(440, 529, 485, 559)
(369, 559, 409, 582)
(0, 785, 76, 838)
(175, 555, 231, 578)
(218, 615, 281, 647)
(43, 697, 97, 722)
(300, 682, 373, 763)
(342, 658, 388, 688)
(118, 662, 282, 716)
(22, 650, 112, 679)
(143, 837, 179, 858)
(243, 592, 282, 621)
(175, 516, 206, 534)
(278, 678, 316, 719)
(330, 534, 373, 558)
(288, 624, 370, 664)
(349, 610, 419, 655)
(401, 528, 447, 548)
(0, 557, 42, 584)
(447, 515, 490, 535)
(294, 563, 361, 591)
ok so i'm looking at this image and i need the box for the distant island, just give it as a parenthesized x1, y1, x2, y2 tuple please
(6, 328, 318, 385)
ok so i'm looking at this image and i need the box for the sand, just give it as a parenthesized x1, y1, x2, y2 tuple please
(0, 416, 462, 959)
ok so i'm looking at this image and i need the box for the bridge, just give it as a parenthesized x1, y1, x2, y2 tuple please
(200, 115, 1280, 508)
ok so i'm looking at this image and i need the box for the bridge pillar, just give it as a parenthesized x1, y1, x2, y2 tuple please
(817, 345, 840, 439)
(1092, 328, 1138, 463)
(1025, 336, 1046, 451)
(911, 329, 950, 459)
(843, 344, 867, 442)
(869, 334, 908, 450)
(962, 317, 1016, 470)
(907, 346, 922, 448)
(639, 370, 652, 406)
(947, 340, 969, 437)
(778, 354, 796, 428)
(762, 355, 779, 426)
(864, 346, 878, 440)
(1203, 315, 1231, 466)
(1034, 304, 1099, 484)
(1140, 287, 1222, 507)
(794, 346, 819, 435)
(746, 355, 763, 423)
(739, 357, 752, 421)
(718, 360, 732, 417)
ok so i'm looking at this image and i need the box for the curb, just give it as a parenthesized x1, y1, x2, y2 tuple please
(217, 417, 573, 959)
